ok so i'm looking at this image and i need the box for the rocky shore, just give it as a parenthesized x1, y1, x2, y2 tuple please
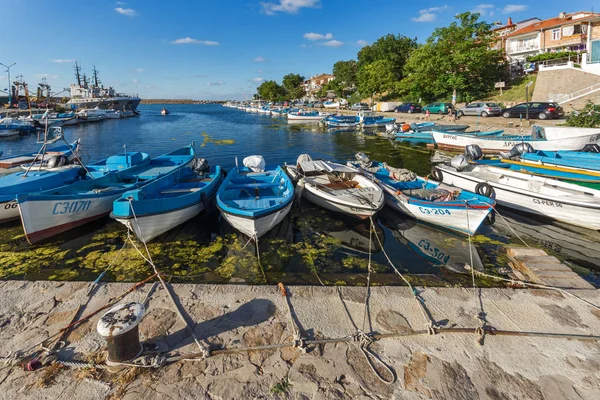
(0, 281, 598, 399)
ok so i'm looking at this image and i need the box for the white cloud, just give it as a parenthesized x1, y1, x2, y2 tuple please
(321, 40, 344, 47)
(252, 77, 264, 82)
(303, 32, 333, 41)
(261, 0, 321, 15)
(206, 81, 225, 86)
(115, 1, 126, 5)
(170, 37, 220, 45)
(135, 68, 145, 72)
(133, 79, 139, 84)
(473, 4, 494, 16)
(254, 56, 266, 62)
(36, 74, 59, 79)
(412, 5, 449, 22)
(503, 4, 527, 13)
(357, 40, 368, 47)
(51, 59, 75, 63)
(114, 7, 137, 16)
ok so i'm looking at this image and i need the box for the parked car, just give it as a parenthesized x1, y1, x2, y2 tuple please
(350, 102, 370, 111)
(313, 102, 324, 108)
(501, 102, 564, 120)
(457, 102, 501, 117)
(422, 102, 453, 115)
(394, 103, 422, 114)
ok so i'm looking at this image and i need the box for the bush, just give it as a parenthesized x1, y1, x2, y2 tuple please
(565, 102, 600, 128)
(526, 51, 579, 63)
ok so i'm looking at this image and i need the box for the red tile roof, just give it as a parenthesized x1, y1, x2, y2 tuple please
(506, 12, 600, 38)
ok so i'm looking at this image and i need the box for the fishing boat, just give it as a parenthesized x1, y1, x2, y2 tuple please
(17, 145, 195, 244)
(323, 101, 340, 109)
(0, 118, 21, 137)
(433, 160, 600, 231)
(325, 114, 359, 128)
(429, 126, 600, 153)
(111, 158, 224, 242)
(0, 138, 80, 175)
(160, 107, 170, 116)
(285, 154, 384, 219)
(287, 111, 329, 121)
(76, 107, 106, 123)
(104, 110, 124, 119)
(216, 156, 294, 238)
(348, 153, 494, 235)
(520, 149, 600, 171)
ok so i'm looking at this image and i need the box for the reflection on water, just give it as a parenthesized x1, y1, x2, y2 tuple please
(0, 104, 597, 285)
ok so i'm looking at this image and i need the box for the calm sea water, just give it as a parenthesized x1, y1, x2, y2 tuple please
(1, 104, 598, 285)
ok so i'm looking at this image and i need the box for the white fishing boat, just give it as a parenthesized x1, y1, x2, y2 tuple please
(286, 111, 330, 121)
(285, 155, 385, 219)
(76, 107, 106, 123)
(430, 128, 600, 154)
(104, 110, 124, 119)
(434, 161, 600, 231)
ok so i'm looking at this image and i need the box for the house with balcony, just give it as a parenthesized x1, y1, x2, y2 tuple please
(303, 73, 335, 95)
(505, 11, 600, 72)
(491, 17, 541, 52)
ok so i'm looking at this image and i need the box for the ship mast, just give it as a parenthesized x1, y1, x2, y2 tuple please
(82, 72, 89, 89)
(92, 65, 100, 87)
(74, 62, 82, 86)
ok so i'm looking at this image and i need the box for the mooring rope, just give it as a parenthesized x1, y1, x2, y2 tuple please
(127, 198, 210, 357)
(490, 204, 530, 248)
(464, 201, 487, 345)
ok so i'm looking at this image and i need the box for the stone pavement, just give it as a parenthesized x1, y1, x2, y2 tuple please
(0, 281, 599, 399)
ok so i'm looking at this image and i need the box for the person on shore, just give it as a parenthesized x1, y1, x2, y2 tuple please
(425, 109, 430, 121)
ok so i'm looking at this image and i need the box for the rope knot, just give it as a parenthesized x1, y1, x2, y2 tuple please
(426, 324, 436, 335)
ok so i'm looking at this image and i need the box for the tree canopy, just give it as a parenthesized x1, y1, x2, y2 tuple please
(356, 59, 398, 99)
(357, 34, 418, 80)
(400, 12, 506, 103)
(256, 80, 285, 102)
(282, 73, 305, 100)
(332, 60, 358, 87)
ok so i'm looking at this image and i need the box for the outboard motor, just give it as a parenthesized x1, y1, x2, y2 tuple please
(47, 155, 68, 168)
(450, 154, 470, 171)
(581, 144, 600, 153)
(508, 143, 534, 158)
(355, 152, 371, 168)
(193, 158, 209, 173)
(464, 144, 483, 160)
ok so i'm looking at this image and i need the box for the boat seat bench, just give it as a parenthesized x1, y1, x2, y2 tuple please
(227, 182, 281, 189)
(160, 188, 201, 194)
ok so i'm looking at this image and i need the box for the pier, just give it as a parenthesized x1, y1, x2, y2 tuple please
(0, 281, 598, 399)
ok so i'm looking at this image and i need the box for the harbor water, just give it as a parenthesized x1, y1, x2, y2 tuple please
(1, 104, 599, 286)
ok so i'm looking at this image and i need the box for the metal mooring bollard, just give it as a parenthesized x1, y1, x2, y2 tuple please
(97, 302, 145, 363)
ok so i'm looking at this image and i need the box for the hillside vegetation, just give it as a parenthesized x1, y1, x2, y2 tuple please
(485, 76, 537, 105)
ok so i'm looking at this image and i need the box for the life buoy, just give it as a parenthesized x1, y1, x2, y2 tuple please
(401, 123, 410, 132)
(430, 167, 443, 182)
(475, 182, 494, 198)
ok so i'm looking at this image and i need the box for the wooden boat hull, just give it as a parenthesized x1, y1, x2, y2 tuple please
(436, 165, 600, 231)
(429, 131, 600, 153)
(220, 201, 293, 238)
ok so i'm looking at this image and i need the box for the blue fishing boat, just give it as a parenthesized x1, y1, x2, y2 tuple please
(217, 156, 294, 238)
(520, 149, 600, 170)
(17, 145, 195, 244)
(111, 159, 224, 242)
(396, 128, 503, 145)
(348, 153, 494, 235)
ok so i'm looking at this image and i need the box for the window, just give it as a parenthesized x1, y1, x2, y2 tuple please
(552, 29, 561, 40)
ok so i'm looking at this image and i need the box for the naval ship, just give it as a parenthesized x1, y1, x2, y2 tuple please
(66, 63, 141, 111)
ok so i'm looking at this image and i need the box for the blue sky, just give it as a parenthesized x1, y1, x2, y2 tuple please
(0, 0, 595, 100)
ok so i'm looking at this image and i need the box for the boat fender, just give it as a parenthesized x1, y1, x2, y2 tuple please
(475, 182, 494, 198)
(430, 167, 443, 182)
(402, 124, 411, 132)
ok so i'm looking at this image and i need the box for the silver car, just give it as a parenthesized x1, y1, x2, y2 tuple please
(457, 102, 502, 117)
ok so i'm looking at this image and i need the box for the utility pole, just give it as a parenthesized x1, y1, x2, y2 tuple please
(0, 62, 16, 106)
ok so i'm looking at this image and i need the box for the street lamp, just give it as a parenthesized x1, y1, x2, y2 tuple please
(525, 81, 533, 121)
(0, 62, 16, 106)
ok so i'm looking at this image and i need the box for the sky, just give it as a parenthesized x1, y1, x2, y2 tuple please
(0, 0, 596, 100)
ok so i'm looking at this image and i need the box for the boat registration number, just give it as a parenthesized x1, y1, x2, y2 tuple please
(532, 198, 562, 207)
(3, 201, 18, 210)
(52, 200, 92, 215)
(418, 240, 451, 264)
(589, 135, 599, 143)
(419, 207, 451, 215)
(443, 134, 457, 140)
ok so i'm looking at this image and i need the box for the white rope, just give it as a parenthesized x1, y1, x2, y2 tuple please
(127, 199, 210, 357)
(464, 201, 486, 342)
(491, 204, 530, 248)
(368, 216, 436, 332)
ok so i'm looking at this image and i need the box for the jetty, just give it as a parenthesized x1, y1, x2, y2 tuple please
(0, 281, 598, 399)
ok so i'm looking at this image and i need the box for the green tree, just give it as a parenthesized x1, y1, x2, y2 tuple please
(256, 80, 285, 102)
(356, 59, 398, 99)
(282, 73, 305, 100)
(401, 12, 506, 103)
(333, 60, 358, 87)
(357, 34, 418, 80)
